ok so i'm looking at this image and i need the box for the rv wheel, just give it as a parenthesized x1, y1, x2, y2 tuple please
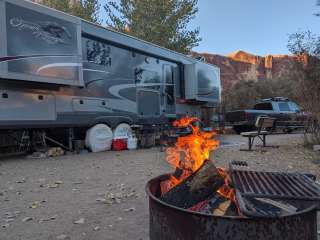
(113, 123, 133, 139)
(85, 124, 113, 152)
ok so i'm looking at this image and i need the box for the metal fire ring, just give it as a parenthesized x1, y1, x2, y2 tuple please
(146, 173, 318, 240)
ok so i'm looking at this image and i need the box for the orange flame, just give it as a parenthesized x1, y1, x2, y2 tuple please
(160, 117, 220, 194)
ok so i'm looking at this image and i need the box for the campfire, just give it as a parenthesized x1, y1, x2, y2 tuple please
(156, 117, 320, 218)
(159, 116, 239, 216)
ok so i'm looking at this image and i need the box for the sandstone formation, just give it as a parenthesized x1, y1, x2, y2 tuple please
(193, 50, 299, 90)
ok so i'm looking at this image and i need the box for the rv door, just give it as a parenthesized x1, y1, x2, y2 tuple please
(162, 65, 175, 116)
(135, 67, 161, 117)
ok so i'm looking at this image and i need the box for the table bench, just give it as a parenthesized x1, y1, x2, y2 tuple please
(240, 116, 276, 151)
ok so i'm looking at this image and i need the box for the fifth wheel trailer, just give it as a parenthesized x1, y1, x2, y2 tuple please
(0, 0, 221, 152)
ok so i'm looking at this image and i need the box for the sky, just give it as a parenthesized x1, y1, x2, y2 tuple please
(98, 0, 319, 56)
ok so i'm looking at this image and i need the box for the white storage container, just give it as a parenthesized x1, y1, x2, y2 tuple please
(127, 136, 138, 150)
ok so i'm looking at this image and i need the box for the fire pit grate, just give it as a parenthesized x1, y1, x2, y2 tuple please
(231, 169, 320, 201)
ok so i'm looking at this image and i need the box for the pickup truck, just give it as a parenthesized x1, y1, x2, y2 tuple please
(225, 98, 307, 134)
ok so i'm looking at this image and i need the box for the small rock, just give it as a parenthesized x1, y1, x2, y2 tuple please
(16, 178, 26, 183)
(5, 218, 14, 223)
(30, 201, 41, 209)
(48, 183, 59, 188)
(93, 226, 100, 231)
(95, 198, 107, 203)
(124, 207, 136, 212)
(55, 181, 63, 185)
(74, 218, 85, 224)
(1, 224, 9, 229)
(22, 217, 33, 222)
(56, 234, 70, 240)
(39, 215, 57, 223)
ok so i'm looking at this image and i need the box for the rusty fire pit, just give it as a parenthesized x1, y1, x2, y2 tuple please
(146, 173, 318, 240)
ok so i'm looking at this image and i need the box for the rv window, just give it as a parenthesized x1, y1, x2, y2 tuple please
(135, 68, 160, 84)
(85, 39, 112, 67)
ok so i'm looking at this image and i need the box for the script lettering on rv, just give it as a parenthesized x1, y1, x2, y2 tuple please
(9, 18, 72, 45)
(86, 40, 112, 67)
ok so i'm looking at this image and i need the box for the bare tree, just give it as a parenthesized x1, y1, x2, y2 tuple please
(288, 31, 320, 145)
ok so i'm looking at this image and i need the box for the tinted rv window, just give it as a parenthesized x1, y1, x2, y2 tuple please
(85, 39, 111, 67)
(135, 68, 160, 84)
(197, 64, 219, 100)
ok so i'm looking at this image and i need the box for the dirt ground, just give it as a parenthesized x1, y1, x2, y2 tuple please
(0, 133, 319, 240)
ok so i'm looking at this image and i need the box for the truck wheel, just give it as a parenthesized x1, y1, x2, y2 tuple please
(85, 124, 113, 152)
(113, 123, 132, 139)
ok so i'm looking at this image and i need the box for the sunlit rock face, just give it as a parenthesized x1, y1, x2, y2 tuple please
(193, 51, 300, 90)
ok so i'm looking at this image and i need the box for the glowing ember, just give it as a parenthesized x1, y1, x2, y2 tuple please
(160, 116, 219, 194)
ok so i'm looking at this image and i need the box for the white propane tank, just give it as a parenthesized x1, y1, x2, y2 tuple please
(127, 135, 138, 150)
(85, 124, 113, 152)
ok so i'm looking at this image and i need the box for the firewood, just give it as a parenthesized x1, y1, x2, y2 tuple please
(160, 160, 225, 209)
(198, 194, 228, 214)
(212, 200, 231, 216)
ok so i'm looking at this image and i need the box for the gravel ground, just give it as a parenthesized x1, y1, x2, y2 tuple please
(0, 133, 319, 240)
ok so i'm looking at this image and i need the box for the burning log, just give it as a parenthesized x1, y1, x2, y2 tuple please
(160, 160, 225, 209)
(212, 199, 231, 216)
(192, 194, 238, 216)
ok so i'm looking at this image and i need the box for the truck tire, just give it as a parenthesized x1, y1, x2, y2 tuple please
(85, 124, 113, 152)
(113, 123, 132, 139)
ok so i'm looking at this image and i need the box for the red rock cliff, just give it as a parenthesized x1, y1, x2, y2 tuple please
(193, 50, 298, 90)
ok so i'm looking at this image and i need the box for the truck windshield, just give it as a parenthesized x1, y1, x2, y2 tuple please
(254, 103, 273, 110)
(289, 102, 301, 112)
